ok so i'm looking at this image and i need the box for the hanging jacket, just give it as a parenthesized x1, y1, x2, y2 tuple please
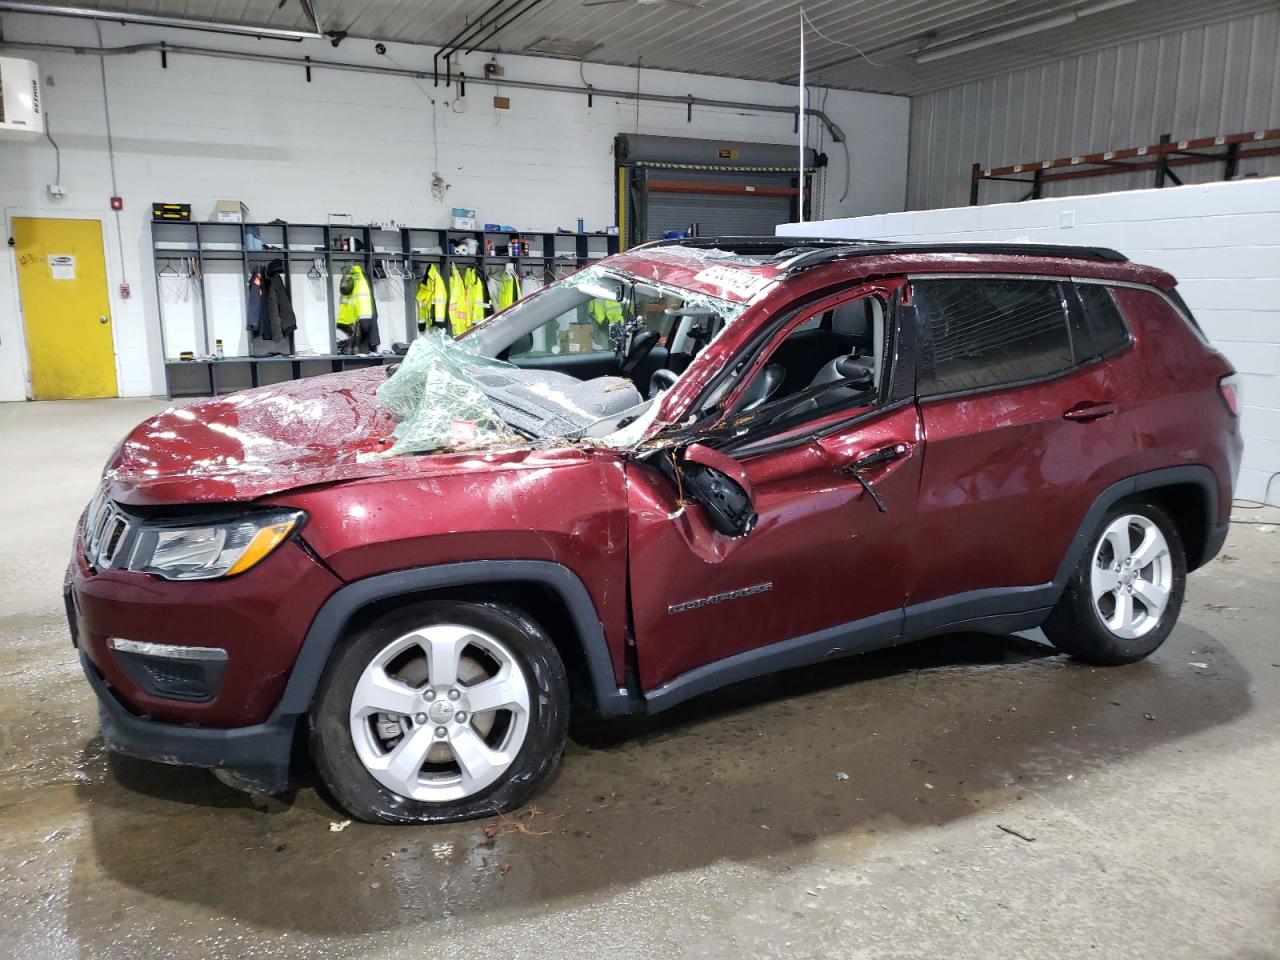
(246, 270, 266, 337)
(415, 264, 446, 331)
(493, 269, 522, 311)
(262, 258, 297, 340)
(447, 264, 469, 337)
(587, 296, 623, 327)
(337, 265, 374, 328)
(464, 267, 487, 327)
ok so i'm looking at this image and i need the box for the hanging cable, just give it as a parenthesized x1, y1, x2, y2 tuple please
(634, 57, 641, 136)
(381, 49, 447, 202)
(95, 22, 128, 290)
(800, 9, 924, 86)
(45, 111, 62, 185)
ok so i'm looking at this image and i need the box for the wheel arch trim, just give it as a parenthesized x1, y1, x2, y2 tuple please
(277, 560, 638, 721)
(1052, 464, 1220, 589)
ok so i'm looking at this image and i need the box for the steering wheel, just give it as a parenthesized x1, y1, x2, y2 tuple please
(621, 330, 659, 375)
(648, 368, 679, 398)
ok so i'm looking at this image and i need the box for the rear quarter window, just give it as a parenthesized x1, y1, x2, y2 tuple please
(914, 278, 1074, 396)
(1073, 283, 1131, 358)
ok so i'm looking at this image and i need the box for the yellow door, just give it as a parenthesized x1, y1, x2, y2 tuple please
(14, 217, 117, 399)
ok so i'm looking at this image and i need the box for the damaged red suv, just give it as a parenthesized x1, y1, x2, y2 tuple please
(67, 238, 1242, 824)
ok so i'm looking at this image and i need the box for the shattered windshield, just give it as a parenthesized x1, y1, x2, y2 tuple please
(377, 266, 745, 456)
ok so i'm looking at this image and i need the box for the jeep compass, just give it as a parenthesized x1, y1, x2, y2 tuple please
(67, 237, 1242, 824)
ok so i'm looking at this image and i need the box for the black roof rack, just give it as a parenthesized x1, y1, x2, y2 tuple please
(644, 236, 882, 257)
(780, 241, 1128, 271)
(645, 235, 1127, 267)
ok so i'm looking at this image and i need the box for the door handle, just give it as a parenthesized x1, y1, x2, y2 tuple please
(1063, 401, 1116, 422)
(839, 443, 911, 474)
(835, 443, 911, 514)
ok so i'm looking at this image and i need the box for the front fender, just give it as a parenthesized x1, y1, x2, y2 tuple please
(276, 560, 639, 721)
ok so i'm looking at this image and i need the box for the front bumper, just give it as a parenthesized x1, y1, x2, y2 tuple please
(78, 648, 297, 793)
(67, 533, 344, 791)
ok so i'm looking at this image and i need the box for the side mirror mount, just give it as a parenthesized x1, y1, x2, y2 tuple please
(680, 443, 757, 537)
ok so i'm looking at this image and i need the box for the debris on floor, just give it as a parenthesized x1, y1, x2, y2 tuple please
(835, 771, 850, 781)
(997, 824, 1036, 842)
(329, 819, 352, 833)
(483, 804, 555, 839)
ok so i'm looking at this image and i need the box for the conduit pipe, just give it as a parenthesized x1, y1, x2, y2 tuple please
(1, 36, 847, 143)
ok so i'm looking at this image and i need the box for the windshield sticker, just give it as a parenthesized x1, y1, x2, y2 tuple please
(693, 265, 772, 300)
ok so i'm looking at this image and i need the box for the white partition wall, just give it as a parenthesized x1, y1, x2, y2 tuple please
(779, 178, 1280, 505)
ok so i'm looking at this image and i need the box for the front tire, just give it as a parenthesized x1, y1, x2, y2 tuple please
(1043, 498, 1186, 665)
(309, 600, 570, 824)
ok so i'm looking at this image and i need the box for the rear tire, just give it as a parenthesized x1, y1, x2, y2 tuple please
(309, 600, 570, 824)
(1043, 498, 1186, 665)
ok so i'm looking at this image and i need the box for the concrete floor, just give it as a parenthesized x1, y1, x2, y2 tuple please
(2, 397, 1278, 960)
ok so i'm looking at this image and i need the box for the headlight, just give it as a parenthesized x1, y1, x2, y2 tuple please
(129, 510, 305, 581)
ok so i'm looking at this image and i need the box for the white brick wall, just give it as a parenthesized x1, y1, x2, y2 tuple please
(0, 13, 909, 401)
(779, 178, 1280, 505)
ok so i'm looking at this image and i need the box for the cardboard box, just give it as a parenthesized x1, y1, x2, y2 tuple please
(452, 216, 477, 231)
(559, 323, 597, 355)
(212, 200, 249, 223)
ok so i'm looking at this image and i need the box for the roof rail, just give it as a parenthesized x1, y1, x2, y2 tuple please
(638, 235, 1128, 268)
(643, 236, 883, 256)
(779, 241, 1128, 272)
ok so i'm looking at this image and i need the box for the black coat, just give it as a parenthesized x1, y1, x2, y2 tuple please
(262, 259, 297, 340)
(248, 259, 296, 340)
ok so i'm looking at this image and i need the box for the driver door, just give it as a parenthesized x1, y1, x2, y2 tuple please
(625, 282, 923, 702)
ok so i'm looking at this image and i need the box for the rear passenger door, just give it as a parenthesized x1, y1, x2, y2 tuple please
(907, 276, 1135, 625)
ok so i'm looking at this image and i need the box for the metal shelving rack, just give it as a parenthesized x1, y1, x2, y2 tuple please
(969, 127, 1280, 204)
(150, 220, 620, 398)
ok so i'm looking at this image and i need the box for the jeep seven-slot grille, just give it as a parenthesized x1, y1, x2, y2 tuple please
(82, 489, 132, 571)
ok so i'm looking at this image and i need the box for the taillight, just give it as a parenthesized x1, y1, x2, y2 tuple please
(1218, 373, 1241, 417)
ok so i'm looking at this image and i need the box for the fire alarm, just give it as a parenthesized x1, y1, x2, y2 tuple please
(110, 196, 123, 211)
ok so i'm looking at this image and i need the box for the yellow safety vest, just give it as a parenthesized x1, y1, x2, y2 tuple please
(447, 265, 469, 337)
(587, 297, 623, 327)
(495, 272, 522, 311)
(337, 266, 373, 328)
(464, 268, 486, 328)
(415, 265, 446, 330)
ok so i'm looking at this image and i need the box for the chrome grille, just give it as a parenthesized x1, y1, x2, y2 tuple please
(82, 489, 133, 571)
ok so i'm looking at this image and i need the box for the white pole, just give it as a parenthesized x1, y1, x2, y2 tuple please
(798, 8, 806, 223)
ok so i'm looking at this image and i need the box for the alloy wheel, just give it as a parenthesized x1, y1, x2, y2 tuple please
(348, 623, 531, 802)
(1090, 514, 1173, 640)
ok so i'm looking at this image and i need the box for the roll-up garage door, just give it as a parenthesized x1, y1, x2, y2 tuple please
(642, 169, 796, 241)
(616, 135, 819, 247)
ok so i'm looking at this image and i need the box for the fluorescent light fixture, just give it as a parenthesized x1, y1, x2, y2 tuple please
(916, 0, 1140, 64)
(0, 2, 323, 41)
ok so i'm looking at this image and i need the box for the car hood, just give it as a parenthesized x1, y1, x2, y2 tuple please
(104, 367, 595, 506)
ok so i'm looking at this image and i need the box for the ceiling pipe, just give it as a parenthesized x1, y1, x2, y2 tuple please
(5, 36, 847, 142)
(0, 1, 325, 41)
(433, 0, 510, 85)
